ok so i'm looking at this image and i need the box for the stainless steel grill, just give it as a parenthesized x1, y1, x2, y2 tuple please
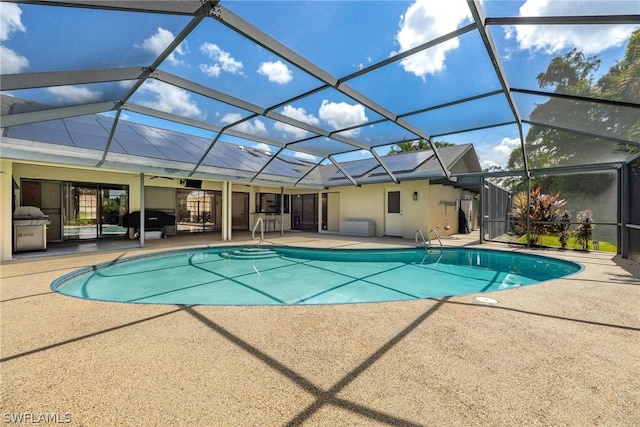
(13, 206, 50, 252)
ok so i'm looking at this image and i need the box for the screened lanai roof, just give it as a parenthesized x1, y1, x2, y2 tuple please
(1, 0, 639, 188)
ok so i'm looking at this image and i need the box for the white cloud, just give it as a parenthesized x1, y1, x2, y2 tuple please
(141, 27, 185, 65)
(199, 63, 221, 78)
(253, 143, 272, 153)
(221, 113, 267, 136)
(117, 80, 136, 90)
(274, 123, 307, 139)
(0, 45, 29, 74)
(355, 56, 373, 71)
(199, 42, 243, 77)
(0, 2, 25, 41)
(235, 119, 267, 136)
(47, 86, 103, 103)
(258, 60, 293, 84)
(393, 0, 471, 80)
(319, 100, 368, 137)
(221, 113, 243, 124)
(293, 151, 319, 162)
(0, 3, 29, 73)
(512, 0, 637, 54)
(138, 80, 204, 119)
(478, 137, 521, 169)
(281, 105, 320, 126)
(274, 105, 320, 139)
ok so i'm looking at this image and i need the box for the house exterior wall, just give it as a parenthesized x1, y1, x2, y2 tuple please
(144, 187, 176, 209)
(2, 160, 475, 260)
(326, 192, 340, 232)
(327, 180, 465, 239)
(337, 183, 386, 231)
(427, 185, 460, 237)
(12, 162, 142, 207)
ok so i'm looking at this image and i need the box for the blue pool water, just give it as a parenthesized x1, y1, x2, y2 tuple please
(51, 246, 582, 306)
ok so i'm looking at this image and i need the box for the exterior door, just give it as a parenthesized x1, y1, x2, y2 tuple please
(176, 189, 218, 233)
(62, 183, 128, 240)
(231, 192, 249, 230)
(385, 189, 402, 237)
(99, 187, 128, 237)
(291, 194, 318, 231)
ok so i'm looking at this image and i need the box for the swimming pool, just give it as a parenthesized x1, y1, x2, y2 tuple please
(51, 246, 581, 306)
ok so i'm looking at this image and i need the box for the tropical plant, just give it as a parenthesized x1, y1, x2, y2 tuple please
(558, 210, 572, 249)
(509, 187, 567, 246)
(574, 209, 595, 251)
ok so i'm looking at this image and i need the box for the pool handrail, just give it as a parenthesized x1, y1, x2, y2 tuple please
(252, 217, 264, 243)
(415, 228, 443, 251)
(429, 228, 443, 251)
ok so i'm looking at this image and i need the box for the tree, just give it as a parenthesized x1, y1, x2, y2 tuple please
(508, 30, 640, 171)
(389, 138, 454, 154)
(507, 49, 604, 170)
(598, 30, 640, 148)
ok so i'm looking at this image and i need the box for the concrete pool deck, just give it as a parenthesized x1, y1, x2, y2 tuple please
(1, 232, 639, 426)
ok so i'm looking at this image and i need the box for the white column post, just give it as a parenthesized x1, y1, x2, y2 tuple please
(139, 173, 145, 248)
(1, 160, 14, 261)
(222, 181, 233, 241)
(227, 182, 233, 241)
(280, 186, 285, 236)
(317, 190, 322, 233)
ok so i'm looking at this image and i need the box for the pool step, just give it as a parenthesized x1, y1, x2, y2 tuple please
(220, 247, 280, 260)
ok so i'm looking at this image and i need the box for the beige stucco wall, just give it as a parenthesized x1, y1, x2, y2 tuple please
(326, 181, 465, 239)
(2, 160, 477, 260)
(426, 185, 462, 237)
(12, 162, 142, 208)
(326, 192, 340, 232)
(145, 187, 176, 209)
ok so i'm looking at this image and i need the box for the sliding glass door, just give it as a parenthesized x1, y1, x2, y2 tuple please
(63, 183, 128, 240)
(291, 194, 318, 231)
(99, 187, 129, 237)
(176, 189, 220, 233)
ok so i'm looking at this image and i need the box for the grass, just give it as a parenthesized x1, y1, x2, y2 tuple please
(516, 234, 617, 252)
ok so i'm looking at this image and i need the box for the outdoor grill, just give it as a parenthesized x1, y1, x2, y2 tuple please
(13, 206, 50, 252)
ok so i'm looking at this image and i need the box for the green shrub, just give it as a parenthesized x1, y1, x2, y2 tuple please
(509, 187, 567, 246)
(574, 210, 594, 251)
(558, 210, 571, 249)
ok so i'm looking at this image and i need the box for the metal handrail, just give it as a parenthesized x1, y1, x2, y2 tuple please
(416, 228, 443, 251)
(429, 228, 443, 251)
(252, 217, 264, 243)
(417, 228, 444, 265)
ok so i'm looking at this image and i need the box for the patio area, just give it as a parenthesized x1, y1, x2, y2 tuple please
(1, 233, 639, 426)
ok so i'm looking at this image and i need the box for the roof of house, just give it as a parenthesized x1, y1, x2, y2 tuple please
(2, 94, 480, 188)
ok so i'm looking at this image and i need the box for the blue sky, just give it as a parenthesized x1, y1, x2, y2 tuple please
(1, 0, 638, 169)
